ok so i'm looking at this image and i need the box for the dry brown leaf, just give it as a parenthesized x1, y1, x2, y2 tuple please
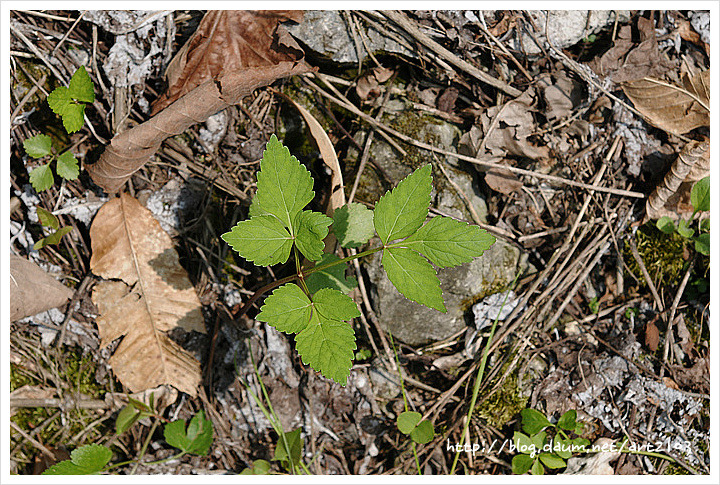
(10, 254, 73, 321)
(87, 10, 312, 194)
(90, 193, 205, 396)
(356, 66, 394, 101)
(484, 167, 523, 195)
(153, 10, 305, 114)
(644, 320, 660, 352)
(622, 70, 710, 136)
(645, 139, 709, 221)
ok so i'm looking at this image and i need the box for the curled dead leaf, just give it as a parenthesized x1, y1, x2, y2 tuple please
(484, 166, 523, 195)
(10, 254, 73, 321)
(90, 193, 206, 396)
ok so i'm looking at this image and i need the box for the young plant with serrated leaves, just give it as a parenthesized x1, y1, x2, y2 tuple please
(222, 135, 496, 385)
(656, 176, 710, 256)
(24, 65, 94, 192)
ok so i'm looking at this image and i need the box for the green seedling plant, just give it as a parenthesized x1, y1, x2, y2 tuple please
(389, 333, 435, 475)
(656, 176, 710, 256)
(33, 206, 73, 250)
(222, 135, 495, 385)
(42, 395, 213, 475)
(511, 408, 589, 475)
(24, 65, 94, 192)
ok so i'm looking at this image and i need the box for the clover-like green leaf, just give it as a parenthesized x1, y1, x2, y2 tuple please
(677, 219, 695, 239)
(691, 176, 710, 213)
(656, 216, 675, 234)
(23, 134, 53, 158)
(531, 458, 545, 475)
(513, 431, 534, 455)
(512, 454, 533, 475)
(397, 411, 422, 435)
(333, 202, 375, 248)
(249, 134, 314, 235)
(222, 215, 293, 266)
(382, 247, 445, 312)
(295, 288, 358, 385)
(240, 459, 271, 475)
(29, 163, 54, 192)
(557, 410, 577, 431)
(257, 283, 312, 334)
(521, 408, 552, 434)
(164, 410, 213, 456)
(305, 253, 358, 295)
(42, 444, 112, 475)
(373, 164, 432, 244)
(410, 419, 435, 444)
(401, 215, 496, 267)
(56, 151, 79, 180)
(295, 210, 332, 261)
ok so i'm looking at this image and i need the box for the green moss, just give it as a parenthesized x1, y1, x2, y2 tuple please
(475, 372, 528, 429)
(663, 463, 690, 475)
(624, 224, 688, 289)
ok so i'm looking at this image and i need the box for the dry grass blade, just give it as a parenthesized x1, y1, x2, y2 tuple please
(90, 193, 206, 396)
(622, 70, 709, 136)
(645, 140, 709, 220)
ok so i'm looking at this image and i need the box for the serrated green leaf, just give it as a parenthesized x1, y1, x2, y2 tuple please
(539, 453, 565, 469)
(695, 233, 710, 255)
(257, 283, 312, 334)
(29, 163, 54, 192)
(312, 287, 360, 321)
(241, 459, 271, 475)
(250, 135, 314, 234)
(42, 444, 112, 475)
(305, 253, 358, 294)
(295, 289, 357, 385)
(691, 176, 710, 212)
(273, 428, 303, 466)
(295, 210, 332, 261)
(512, 454, 533, 475)
(410, 419, 434, 444)
(373, 164, 432, 244)
(656, 216, 675, 234)
(397, 411, 422, 434)
(47, 87, 86, 133)
(382, 247, 445, 312)
(23, 134, 53, 158)
(67, 65, 95, 103)
(677, 219, 694, 239)
(333, 203, 375, 248)
(164, 411, 213, 455)
(56, 151, 79, 180)
(34, 226, 73, 250)
(222, 215, 293, 266)
(557, 409, 577, 431)
(521, 408, 552, 434)
(400, 215, 495, 267)
(36, 206, 59, 230)
(531, 458, 545, 475)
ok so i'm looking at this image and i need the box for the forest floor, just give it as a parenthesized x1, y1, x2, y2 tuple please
(8, 9, 711, 476)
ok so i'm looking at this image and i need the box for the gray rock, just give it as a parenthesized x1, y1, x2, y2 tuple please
(366, 237, 530, 346)
(288, 11, 414, 64)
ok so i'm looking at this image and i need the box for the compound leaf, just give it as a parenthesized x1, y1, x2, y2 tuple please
(305, 253, 358, 295)
(295, 288, 358, 385)
(401, 215, 496, 267)
(47, 86, 86, 133)
(56, 151, 79, 180)
(691, 176, 710, 212)
(67, 65, 95, 103)
(256, 283, 312, 334)
(164, 410, 213, 455)
(23, 134, 52, 158)
(42, 444, 112, 475)
(333, 202, 375, 248)
(29, 163, 54, 192)
(295, 210, 332, 261)
(373, 164, 432, 244)
(382, 247, 445, 312)
(249, 135, 314, 235)
(222, 215, 293, 266)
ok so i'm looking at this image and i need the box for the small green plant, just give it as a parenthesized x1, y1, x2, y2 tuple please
(24, 65, 94, 192)
(222, 135, 495, 385)
(511, 408, 589, 475)
(34, 206, 73, 250)
(656, 176, 710, 256)
(42, 395, 213, 475)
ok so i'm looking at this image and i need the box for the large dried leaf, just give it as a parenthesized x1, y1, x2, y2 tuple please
(622, 70, 710, 136)
(153, 10, 304, 114)
(87, 10, 312, 194)
(90, 193, 205, 396)
(10, 254, 73, 321)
